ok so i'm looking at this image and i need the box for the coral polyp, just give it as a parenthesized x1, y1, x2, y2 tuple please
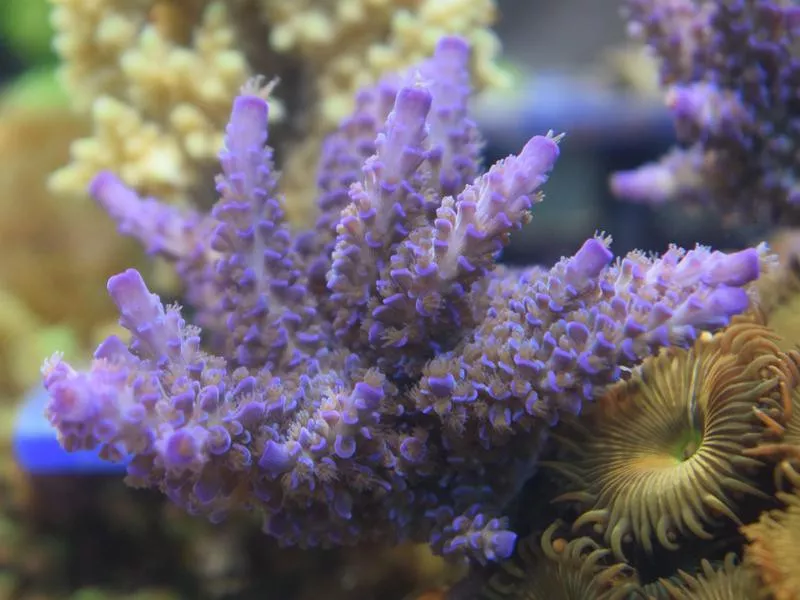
(742, 474, 800, 600)
(480, 521, 642, 600)
(649, 554, 761, 600)
(546, 323, 794, 560)
(746, 373, 800, 491)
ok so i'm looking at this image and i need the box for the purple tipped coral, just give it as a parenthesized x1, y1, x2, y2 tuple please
(42, 36, 761, 564)
(612, 0, 800, 224)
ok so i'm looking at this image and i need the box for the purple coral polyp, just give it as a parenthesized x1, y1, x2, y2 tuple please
(43, 36, 761, 564)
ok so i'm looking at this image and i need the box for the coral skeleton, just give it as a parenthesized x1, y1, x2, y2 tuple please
(42, 37, 762, 564)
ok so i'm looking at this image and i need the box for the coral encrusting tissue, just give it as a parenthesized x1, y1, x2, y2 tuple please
(41, 37, 763, 565)
(545, 322, 794, 560)
(611, 0, 800, 225)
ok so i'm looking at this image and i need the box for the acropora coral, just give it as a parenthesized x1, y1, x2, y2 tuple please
(47, 0, 508, 225)
(41, 35, 765, 570)
(610, 0, 800, 225)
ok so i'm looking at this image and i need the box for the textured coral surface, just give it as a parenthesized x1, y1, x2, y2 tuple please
(42, 37, 763, 575)
(17, 2, 800, 598)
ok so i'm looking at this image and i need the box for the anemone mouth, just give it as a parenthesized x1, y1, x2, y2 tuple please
(645, 554, 760, 600)
(544, 323, 795, 560)
(742, 482, 800, 600)
(480, 520, 642, 600)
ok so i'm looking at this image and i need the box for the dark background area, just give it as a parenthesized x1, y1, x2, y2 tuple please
(0, 34, 23, 88)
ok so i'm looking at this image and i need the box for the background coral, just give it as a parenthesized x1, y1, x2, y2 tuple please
(47, 0, 509, 225)
(743, 473, 800, 600)
(0, 101, 145, 397)
(610, 0, 800, 225)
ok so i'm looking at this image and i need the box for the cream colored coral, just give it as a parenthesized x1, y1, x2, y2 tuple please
(262, 0, 412, 55)
(368, 0, 510, 93)
(49, 0, 509, 225)
(0, 102, 148, 398)
(50, 0, 151, 110)
(50, 0, 253, 204)
(49, 96, 190, 201)
(262, 0, 509, 128)
(603, 45, 661, 97)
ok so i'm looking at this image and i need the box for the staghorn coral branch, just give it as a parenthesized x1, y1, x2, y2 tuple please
(415, 36, 482, 200)
(209, 94, 319, 369)
(90, 171, 211, 261)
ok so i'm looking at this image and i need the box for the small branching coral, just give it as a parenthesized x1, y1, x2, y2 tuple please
(41, 37, 763, 564)
(742, 470, 800, 600)
(479, 520, 643, 600)
(611, 0, 800, 225)
(544, 322, 795, 560)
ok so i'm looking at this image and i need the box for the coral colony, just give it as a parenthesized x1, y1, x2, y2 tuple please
(611, 0, 800, 224)
(42, 37, 762, 564)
